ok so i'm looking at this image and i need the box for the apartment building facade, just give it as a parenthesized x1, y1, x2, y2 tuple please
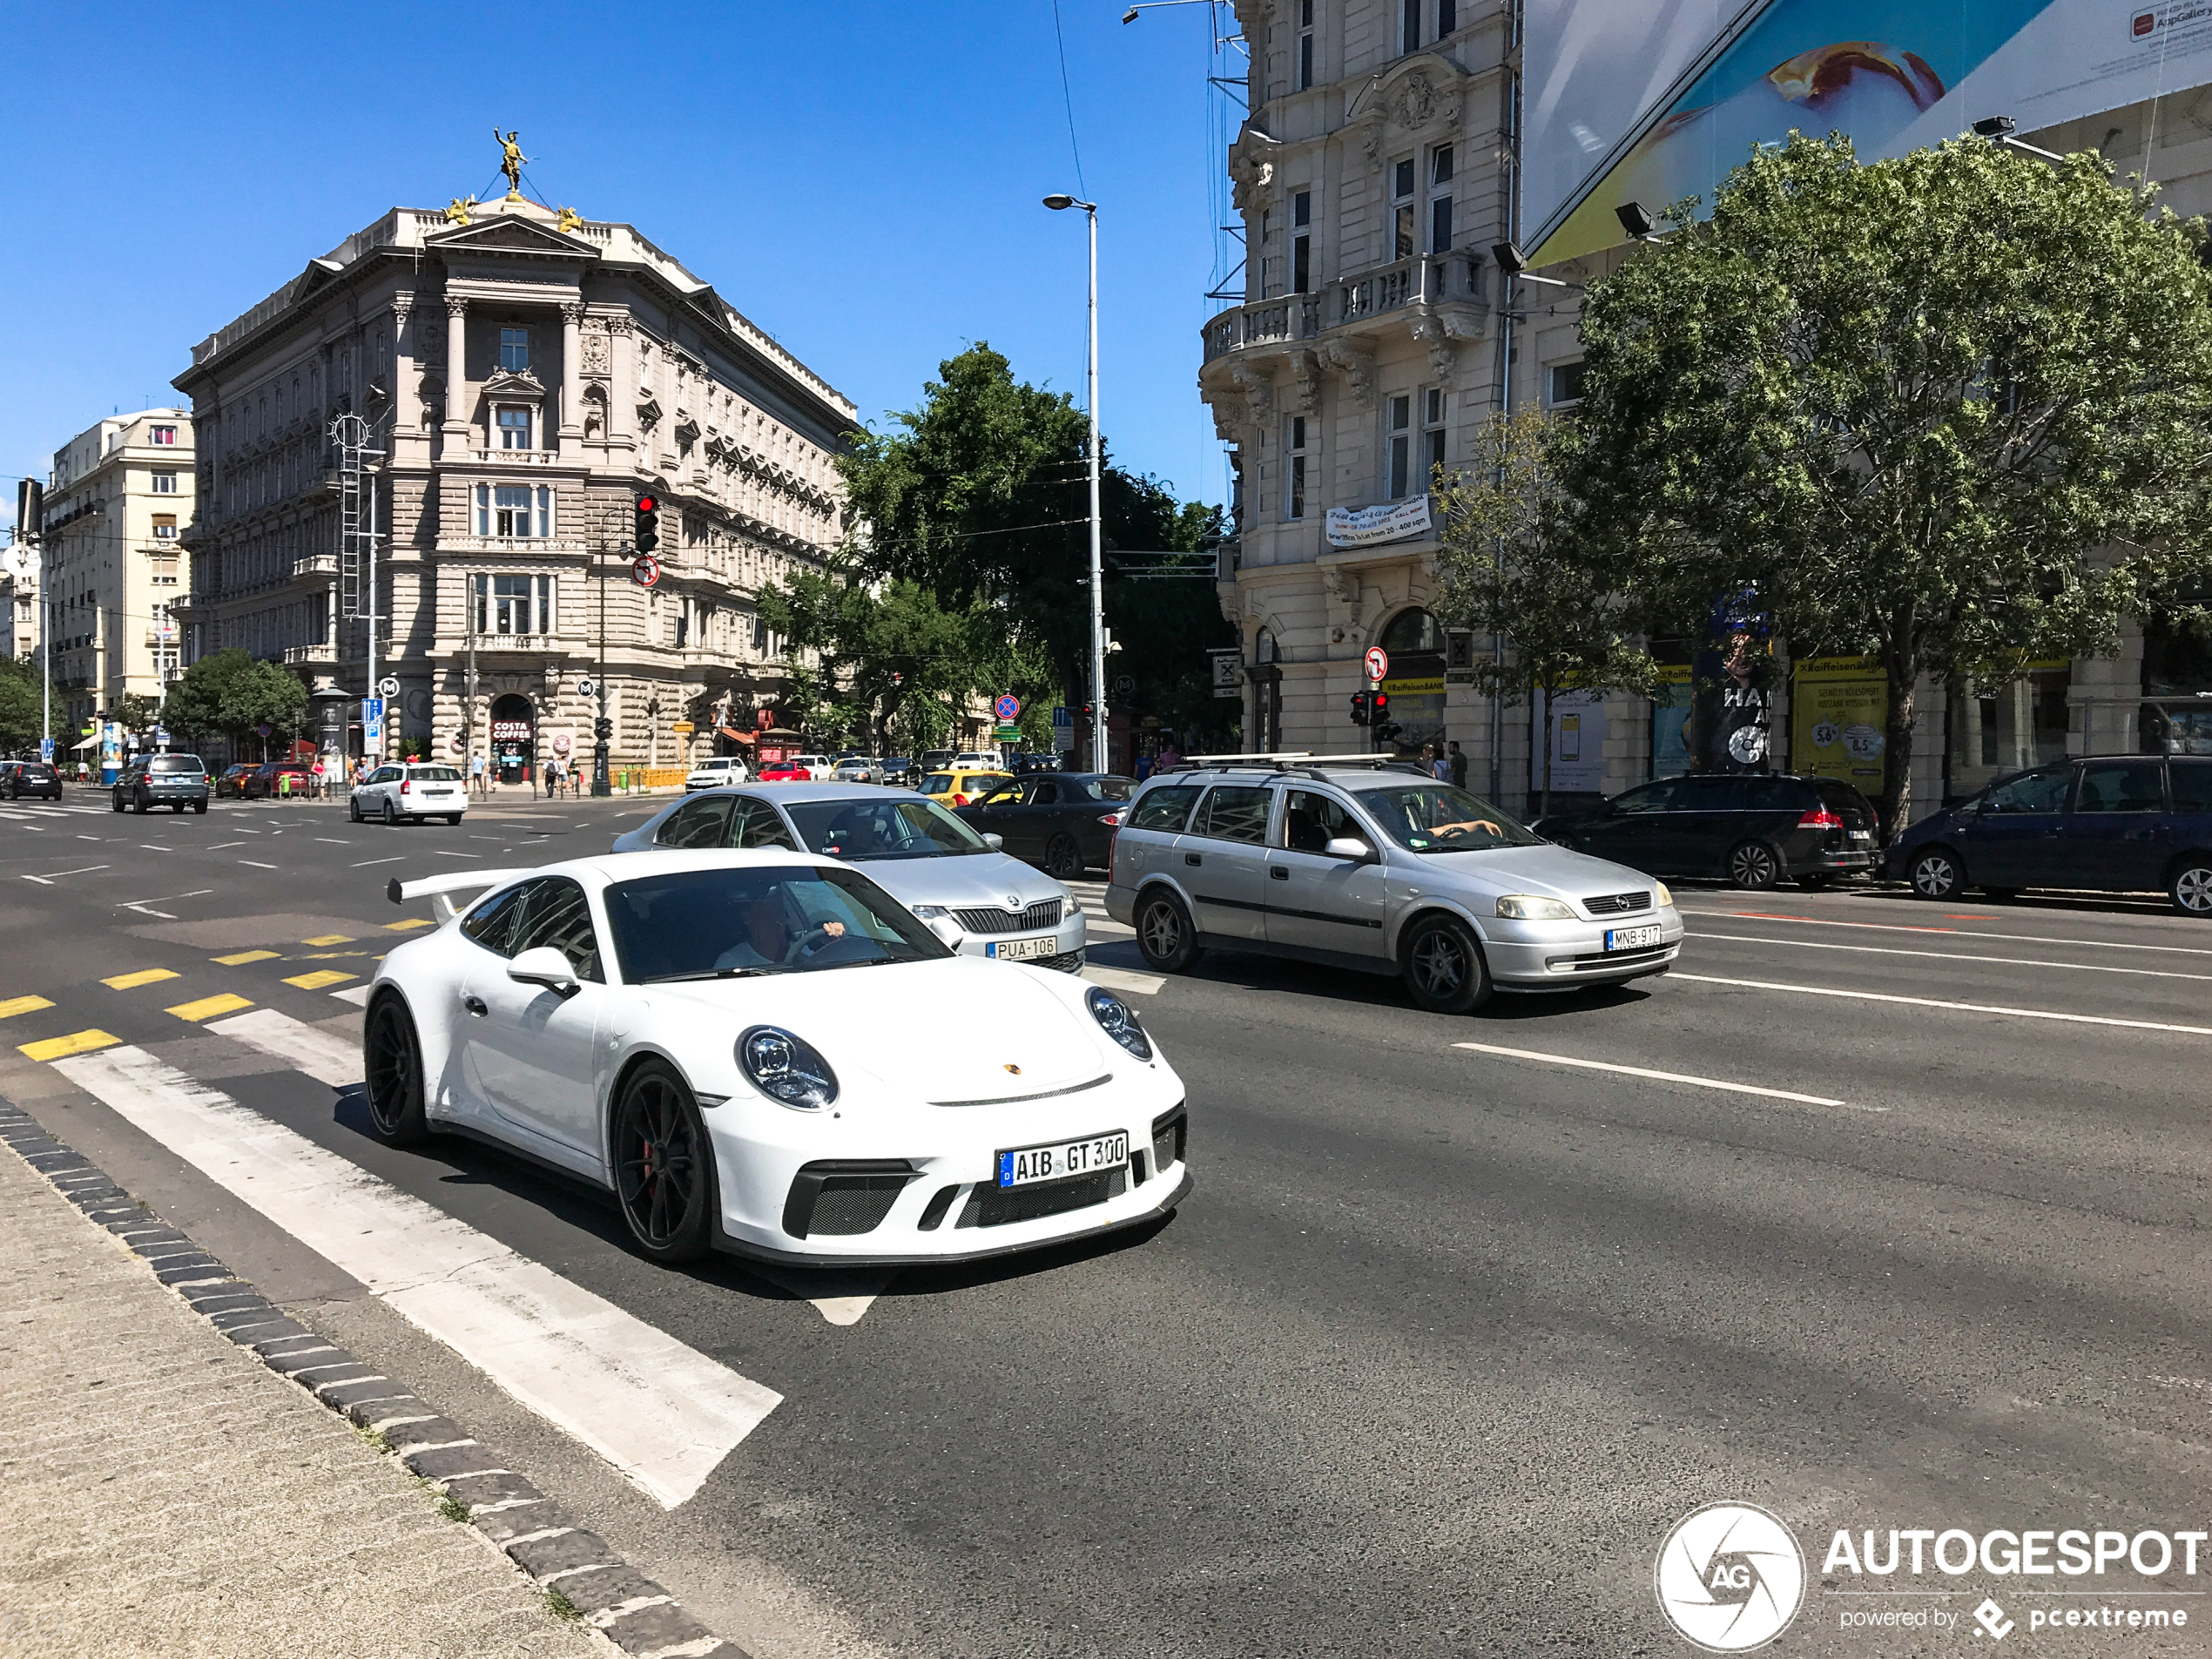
(171, 191, 849, 777)
(31, 409, 193, 745)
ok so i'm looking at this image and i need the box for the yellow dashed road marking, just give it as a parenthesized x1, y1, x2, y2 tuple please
(299, 950, 371, 960)
(213, 949, 280, 966)
(20, 1028, 119, 1062)
(0, 995, 56, 1021)
(283, 970, 356, 991)
(385, 919, 433, 932)
(166, 993, 254, 1022)
(103, 968, 180, 990)
(301, 934, 354, 947)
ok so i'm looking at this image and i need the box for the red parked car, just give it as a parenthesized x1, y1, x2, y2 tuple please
(244, 760, 315, 799)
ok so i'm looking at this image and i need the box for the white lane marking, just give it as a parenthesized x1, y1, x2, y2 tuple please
(316, 838, 351, 846)
(227, 826, 263, 833)
(330, 985, 373, 1006)
(1452, 1041, 1869, 1109)
(207, 840, 248, 849)
(1673, 973, 2212, 1037)
(432, 850, 482, 860)
(115, 887, 213, 910)
(1689, 929, 2212, 981)
(20, 865, 110, 885)
(51, 1045, 782, 1507)
(745, 1265, 890, 1325)
(137, 844, 173, 853)
(0, 810, 33, 820)
(207, 1008, 361, 1088)
(238, 860, 278, 869)
(1674, 907, 2212, 958)
(1085, 964, 1165, 996)
(353, 855, 405, 867)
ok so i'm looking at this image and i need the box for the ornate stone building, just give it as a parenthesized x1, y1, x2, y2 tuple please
(172, 186, 849, 777)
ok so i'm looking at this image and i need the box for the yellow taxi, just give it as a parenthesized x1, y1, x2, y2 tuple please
(918, 768, 1008, 808)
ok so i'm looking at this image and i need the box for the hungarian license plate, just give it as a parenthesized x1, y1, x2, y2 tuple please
(986, 934, 1055, 961)
(1606, 924, 1662, 951)
(1849, 830, 1873, 842)
(998, 1130, 1130, 1189)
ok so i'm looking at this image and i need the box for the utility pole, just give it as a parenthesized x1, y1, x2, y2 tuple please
(591, 537, 611, 796)
(1043, 193, 1106, 772)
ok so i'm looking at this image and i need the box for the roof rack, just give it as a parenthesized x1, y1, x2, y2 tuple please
(1165, 752, 1430, 779)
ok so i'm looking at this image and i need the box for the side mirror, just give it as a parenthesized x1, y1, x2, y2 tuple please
(507, 946, 580, 996)
(926, 914, 966, 950)
(1324, 835, 1377, 863)
(983, 833, 1005, 851)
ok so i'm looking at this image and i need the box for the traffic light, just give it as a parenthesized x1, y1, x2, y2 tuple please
(1374, 720, 1403, 745)
(633, 492, 659, 554)
(594, 716, 613, 741)
(1348, 691, 1371, 726)
(1370, 691, 1388, 724)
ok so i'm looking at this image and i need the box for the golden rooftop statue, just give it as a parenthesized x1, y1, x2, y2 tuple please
(445, 195, 475, 227)
(556, 206, 581, 234)
(495, 128, 527, 200)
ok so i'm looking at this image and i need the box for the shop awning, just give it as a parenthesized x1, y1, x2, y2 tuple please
(71, 734, 101, 751)
(716, 725, 756, 746)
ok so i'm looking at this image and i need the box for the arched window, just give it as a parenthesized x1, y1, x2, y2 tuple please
(1379, 607, 1444, 656)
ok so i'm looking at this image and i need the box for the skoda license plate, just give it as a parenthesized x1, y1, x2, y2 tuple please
(998, 1130, 1130, 1189)
(1605, 925, 1662, 951)
(986, 934, 1055, 961)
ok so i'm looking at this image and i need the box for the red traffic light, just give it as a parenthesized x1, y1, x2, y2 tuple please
(1372, 691, 1389, 713)
(635, 495, 658, 514)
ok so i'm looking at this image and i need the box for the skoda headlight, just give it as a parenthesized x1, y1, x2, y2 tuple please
(738, 1026, 839, 1110)
(1654, 881, 1675, 909)
(909, 904, 948, 920)
(1086, 986, 1152, 1061)
(1495, 894, 1575, 921)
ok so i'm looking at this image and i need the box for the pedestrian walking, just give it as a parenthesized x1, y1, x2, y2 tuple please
(1447, 740, 1467, 791)
(469, 752, 486, 797)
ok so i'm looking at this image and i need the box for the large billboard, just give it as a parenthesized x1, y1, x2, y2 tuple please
(1525, 0, 2212, 266)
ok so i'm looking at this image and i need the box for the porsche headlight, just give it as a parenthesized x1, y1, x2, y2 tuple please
(1495, 894, 1575, 921)
(738, 1026, 839, 1110)
(1086, 986, 1152, 1061)
(1654, 881, 1675, 909)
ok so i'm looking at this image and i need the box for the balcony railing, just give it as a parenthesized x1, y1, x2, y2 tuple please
(282, 644, 338, 666)
(465, 448, 563, 467)
(291, 552, 339, 578)
(1201, 253, 1485, 362)
(440, 631, 586, 657)
(439, 537, 597, 556)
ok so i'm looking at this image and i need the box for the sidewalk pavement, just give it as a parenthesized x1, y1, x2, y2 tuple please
(0, 1126, 610, 1659)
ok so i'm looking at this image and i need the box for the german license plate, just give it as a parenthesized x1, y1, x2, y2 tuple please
(986, 934, 1055, 961)
(1606, 925, 1662, 951)
(997, 1130, 1130, 1189)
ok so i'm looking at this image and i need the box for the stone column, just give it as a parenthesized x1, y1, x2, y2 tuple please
(390, 298, 418, 458)
(559, 303, 584, 449)
(442, 295, 469, 449)
(607, 314, 637, 456)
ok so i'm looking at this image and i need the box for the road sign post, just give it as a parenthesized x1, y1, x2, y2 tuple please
(994, 694, 1022, 722)
(1363, 646, 1390, 685)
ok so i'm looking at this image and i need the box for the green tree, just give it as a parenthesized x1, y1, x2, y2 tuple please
(0, 656, 47, 755)
(1433, 409, 1660, 815)
(839, 345, 1233, 753)
(107, 692, 163, 738)
(164, 650, 308, 759)
(1569, 132, 2212, 833)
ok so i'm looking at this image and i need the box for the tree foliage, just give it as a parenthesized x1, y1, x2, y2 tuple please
(1433, 409, 1660, 813)
(163, 649, 307, 757)
(0, 656, 45, 755)
(1569, 132, 2212, 830)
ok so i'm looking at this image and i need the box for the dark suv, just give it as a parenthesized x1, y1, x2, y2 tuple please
(113, 754, 210, 814)
(1885, 755, 2212, 915)
(1534, 772, 1881, 890)
(5, 760, 63, 801)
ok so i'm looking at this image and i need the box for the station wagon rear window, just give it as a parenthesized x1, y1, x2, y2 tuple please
(1128, 785, 1204, 833)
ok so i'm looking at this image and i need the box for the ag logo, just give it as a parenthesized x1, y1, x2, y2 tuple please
(1655, 1501, 1804, 1651)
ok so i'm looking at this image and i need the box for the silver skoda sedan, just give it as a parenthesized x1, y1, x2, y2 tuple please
(615, 783, 1088, 970)
(1103, 759, 1683, 1012)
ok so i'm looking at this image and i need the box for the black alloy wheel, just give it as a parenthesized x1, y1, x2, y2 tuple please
(362, 995, 430, 1145)
(612, 1061, 715, 1263)
(2171, 858, 2212, 919)
(111, 792, 125, 813)
(1400, 914, 1493, 1014)
(1909, 847, 1964, 901)
(1726, 839, 1780, 890)
(1044, 833, 1082, 880)
(1136, 889, 1204, 974)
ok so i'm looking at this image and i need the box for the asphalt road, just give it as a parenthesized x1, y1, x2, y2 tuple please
(5, 784, 2211, 1656)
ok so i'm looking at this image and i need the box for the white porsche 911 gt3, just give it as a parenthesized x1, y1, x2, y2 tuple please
(364, 848, 1190, 1266)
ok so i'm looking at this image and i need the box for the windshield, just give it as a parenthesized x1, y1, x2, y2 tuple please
(604, 864, 948, 982)
(785, 796, 990, 860)
(408, 765, 462, 781)
(1356, 784, 1542, 853)
(149, 756, 204, 774)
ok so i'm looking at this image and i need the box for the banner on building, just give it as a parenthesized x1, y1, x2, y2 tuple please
(1325, 496, 1433, 549)
(1522, 0, 2212, 266)
(1791, 655, 1888, 793)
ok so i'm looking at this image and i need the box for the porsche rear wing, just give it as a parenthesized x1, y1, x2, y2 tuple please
(386, 868, 532, 925)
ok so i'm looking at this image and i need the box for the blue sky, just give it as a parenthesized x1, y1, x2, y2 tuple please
(0, 1, 1238, 530)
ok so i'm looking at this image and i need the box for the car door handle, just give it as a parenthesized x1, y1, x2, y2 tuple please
(1184, 853, 1202, 866)
(462, 994, 488, 1017)
(1270, 866, 1290, 880)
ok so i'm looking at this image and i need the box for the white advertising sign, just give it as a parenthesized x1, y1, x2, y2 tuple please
(1325, 496, 1433, 550)
(1531, 688, 1610, 794)
(1523, 0, 2212, 266)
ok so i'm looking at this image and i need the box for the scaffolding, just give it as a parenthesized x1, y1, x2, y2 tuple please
(329, 413, 384, 754)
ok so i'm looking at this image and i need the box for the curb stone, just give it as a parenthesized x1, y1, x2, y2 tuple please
(0, 1098, 753, 1659)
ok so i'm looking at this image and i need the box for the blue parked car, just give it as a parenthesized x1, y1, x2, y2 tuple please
(1884, 755, 2212, 915)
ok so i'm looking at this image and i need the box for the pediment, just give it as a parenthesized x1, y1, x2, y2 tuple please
(483, 368, 547, 399)
(423, 215, 595, 259)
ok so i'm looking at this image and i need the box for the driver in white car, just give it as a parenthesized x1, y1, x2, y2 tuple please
(713, 886, 846, 970)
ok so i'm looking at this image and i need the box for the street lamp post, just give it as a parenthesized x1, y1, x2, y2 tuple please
(1044, 192, 1107, 774)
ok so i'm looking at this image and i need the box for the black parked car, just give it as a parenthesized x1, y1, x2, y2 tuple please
(1885, 755, 2212, 915)
(1534, 772, 1881, 890)
(112, 753, 210, 814)
(954, 772, 1136, 878)
(5, 760, 64, 800)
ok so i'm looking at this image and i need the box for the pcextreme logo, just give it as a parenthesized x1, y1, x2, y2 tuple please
(1655, 1501, 1806, 1652)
